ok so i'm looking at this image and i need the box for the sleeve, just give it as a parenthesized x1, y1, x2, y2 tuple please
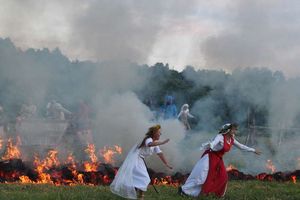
(145, 138, 153, 147)
(59, 104, 72, 114)
(177, 111, 182, 118)
(154, 146, 162, 154)
(187, 112, 195, 118)
(233, 139, 255, 152)
(209, 134, 223, 151)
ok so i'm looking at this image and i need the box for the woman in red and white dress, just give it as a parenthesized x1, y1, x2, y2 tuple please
(178, 123, 261, 197)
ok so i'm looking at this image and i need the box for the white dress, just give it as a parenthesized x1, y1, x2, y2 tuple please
(182, 134, 255, 197)
(110, 138, 162, 199)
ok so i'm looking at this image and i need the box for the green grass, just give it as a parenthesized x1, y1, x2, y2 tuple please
(0, 181, 299, 200)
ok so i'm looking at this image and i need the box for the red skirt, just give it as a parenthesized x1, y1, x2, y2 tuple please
(201, 151, 227, 197)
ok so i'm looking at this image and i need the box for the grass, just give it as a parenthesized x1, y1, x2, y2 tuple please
(0, 181, 299, 200)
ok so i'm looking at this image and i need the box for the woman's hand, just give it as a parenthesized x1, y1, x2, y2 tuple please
(254, 149, 262, 155)
(165, 163, 173, 170)
(162, 139, 170, 145)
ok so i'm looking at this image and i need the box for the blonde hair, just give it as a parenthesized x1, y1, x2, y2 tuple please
(138, 124, 161, 148)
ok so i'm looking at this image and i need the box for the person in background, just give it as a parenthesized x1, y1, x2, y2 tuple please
(46, 100, 71, 120)
(177, 104, 195, 130)
(162, 95, 177, 119)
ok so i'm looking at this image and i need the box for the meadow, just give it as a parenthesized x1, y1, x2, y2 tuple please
(0, 180, 299, 200)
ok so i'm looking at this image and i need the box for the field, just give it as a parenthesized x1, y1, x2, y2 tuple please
(0, 181, 299, 200)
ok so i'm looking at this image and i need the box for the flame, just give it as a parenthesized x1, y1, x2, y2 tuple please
(19, 175, 34, 183)
(152, 176, 179, 187)
(114, 145, 122, 154)
(226, 164, 237, 171)
(83, 162, 98, 172)
(33, 151, 60, 184)
(85, 144, 98, 163)
(83, 144, 99, 172)
(66, 153, 76, 169)
(1, 138, 21, 160)
(100, 145, 122, 164)
(0, 137, 3, 149)
(77, 173, 84, 184)
(44, 149, 60, 169)
(103, 175, 110, 184)
(291, 176, 296, 184)
(265, 160, 276, 173)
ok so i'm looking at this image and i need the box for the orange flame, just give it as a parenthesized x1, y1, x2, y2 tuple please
(33, 152, 58, 184)
(114, 145, 122, 154)
(19, 175, 34, 183)
(83, 144, 99, 172)
(291, 176, 296, 184)
(1, 138, 21, 160)
(83, 162, 98, 172)
(85, 144, 98, 163)
(100, 145, 122, 164)
(44, 149, 60, 169)
(226, 164, 237, 171)
(265, 160, 276, 173)
(0, 137, 3, 150)
(66, 153, 76, 169)
(153, 176, 179, 187)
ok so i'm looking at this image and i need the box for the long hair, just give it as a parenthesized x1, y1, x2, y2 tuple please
(138, 124, 161, 149)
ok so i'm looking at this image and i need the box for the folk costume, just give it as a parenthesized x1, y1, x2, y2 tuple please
(181, 124, 255, 197)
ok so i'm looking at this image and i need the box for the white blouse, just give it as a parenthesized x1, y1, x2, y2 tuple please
(206, 134, 255, 152)
(139, 138, 162, 158)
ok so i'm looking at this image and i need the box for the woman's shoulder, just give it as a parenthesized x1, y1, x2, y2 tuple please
(145, 137, 153, 142)
(145, 137, 153, 146)
(215, 134, 223, 140)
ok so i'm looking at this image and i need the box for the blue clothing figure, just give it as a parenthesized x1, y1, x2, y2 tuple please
(162, 95, 177, 119)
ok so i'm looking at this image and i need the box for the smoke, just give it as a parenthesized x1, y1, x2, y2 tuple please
(182, 67, 300, 174)
(89, 61, 187, 171)
(0, 0, 199, 64)
(2, 1, 300, 76)
(201, 0, 300, 77)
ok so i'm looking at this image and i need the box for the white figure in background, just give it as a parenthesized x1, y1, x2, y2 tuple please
(177, 104, 195, 130)
(20, 101, 37, 119)
(46, 100, 72, 120)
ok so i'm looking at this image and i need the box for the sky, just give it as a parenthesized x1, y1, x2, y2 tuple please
(0, 0, 300, 76)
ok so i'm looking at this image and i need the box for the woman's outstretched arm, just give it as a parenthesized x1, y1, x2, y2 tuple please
(157, 152, 173, 169)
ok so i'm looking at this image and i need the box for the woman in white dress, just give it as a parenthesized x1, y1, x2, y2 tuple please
(110, 124, 172, 199)
(178, 123, 261, 198)
(177, 104, 195, 130)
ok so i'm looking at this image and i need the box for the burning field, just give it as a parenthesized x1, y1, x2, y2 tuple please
(0, 136, 299, 187)
(0, 136, 299, 200)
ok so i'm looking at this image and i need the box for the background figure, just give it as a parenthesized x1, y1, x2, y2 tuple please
(0, 105, 6, 139)
(110, 125, 172, 200)
(57, 116, 84, 159)
(177, 104, 194, 130)
(161, 95, 177, 119)
(46, 100, 72, 120)
(19, 100, 37, 119)
(76, 100, 93, 146)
